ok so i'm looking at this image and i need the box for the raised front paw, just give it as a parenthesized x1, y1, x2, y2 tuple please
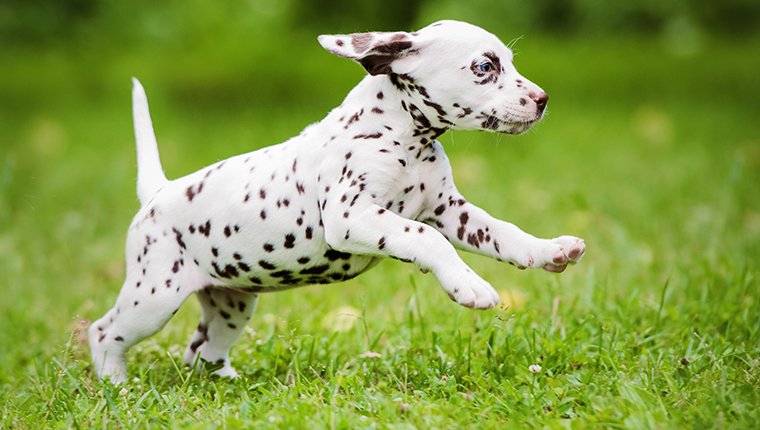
(440, 268, 501, 309)
(539, 236, 585, 272)
(510, 236, 585, 272)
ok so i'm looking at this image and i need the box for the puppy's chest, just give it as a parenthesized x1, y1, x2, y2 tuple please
(324, 141, 439, 220)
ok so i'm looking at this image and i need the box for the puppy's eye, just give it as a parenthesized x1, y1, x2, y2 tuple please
(477, 62, 493, 73)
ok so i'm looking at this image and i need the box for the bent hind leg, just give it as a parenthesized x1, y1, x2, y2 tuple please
(184, 287, 258, 377)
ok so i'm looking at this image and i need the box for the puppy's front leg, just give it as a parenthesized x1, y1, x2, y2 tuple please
(322, 203, 500, 309)
(421, 190, 585, 272)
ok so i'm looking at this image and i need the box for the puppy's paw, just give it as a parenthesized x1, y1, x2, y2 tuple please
(441, 269, 501, 310)
(540, 236, 585, 272)
(213, 365, 240, 379)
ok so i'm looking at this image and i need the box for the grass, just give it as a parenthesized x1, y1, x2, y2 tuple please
(1, 31, 759, 428)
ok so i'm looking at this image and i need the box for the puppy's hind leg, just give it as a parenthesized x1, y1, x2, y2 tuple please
(89, 237, 202, 384)
(184, 287, 258, 378)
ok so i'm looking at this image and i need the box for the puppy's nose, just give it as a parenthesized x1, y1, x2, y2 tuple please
(529, 91, 549, 113)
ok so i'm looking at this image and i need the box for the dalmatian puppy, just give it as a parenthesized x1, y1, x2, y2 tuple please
(89, 20, 585, 383)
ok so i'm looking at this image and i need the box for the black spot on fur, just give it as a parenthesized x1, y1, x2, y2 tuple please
(172, 228, 187, 250)
(284, 234, 296, 248)
(300, 264, 329, 275)
(258, 260, 276, 270)
(198, 220, 211, 237)
(270, 270, 292, 278)
(224, 264, 240, 277)
(324, 249, 351, 261)
(190, 338, 205, 352)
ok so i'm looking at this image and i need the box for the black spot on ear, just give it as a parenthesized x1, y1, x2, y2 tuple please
(359, 40, 412, 76)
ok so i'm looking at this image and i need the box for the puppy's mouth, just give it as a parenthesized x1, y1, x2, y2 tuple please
(480, 113, 541, 135)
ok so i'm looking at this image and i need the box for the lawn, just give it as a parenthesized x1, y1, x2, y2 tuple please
(0, 29, 759, 428)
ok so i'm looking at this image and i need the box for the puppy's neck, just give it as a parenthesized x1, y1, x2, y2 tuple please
(324, 74, 452, 144)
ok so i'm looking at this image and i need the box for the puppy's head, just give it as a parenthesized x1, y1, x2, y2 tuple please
(319, 20, 548, 135)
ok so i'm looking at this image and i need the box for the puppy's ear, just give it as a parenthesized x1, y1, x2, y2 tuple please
(318, 32, 415, 76)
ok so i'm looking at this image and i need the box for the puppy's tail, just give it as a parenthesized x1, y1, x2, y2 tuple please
(132, 77, 168, 206)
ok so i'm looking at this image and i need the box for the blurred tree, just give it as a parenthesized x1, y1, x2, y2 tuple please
(0, 0, 98, 46)
(1, 0, 758, 49)
(416, 0, 759, 37)
(290, 0, 424, 33)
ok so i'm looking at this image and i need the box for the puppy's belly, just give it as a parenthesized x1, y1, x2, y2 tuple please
(177, 211, 380, 290)
(200, 238, 380, 290)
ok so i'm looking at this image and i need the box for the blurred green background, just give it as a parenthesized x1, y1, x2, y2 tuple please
(1, 0, 759, 427)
